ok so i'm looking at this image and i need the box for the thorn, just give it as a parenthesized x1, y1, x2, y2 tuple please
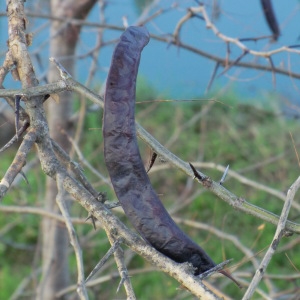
(218, 50, 248, 77)
(49, 57, 71, 80)
(146, 151, 157, 173)
(206, 62, 220, 93)
(220, 165, 229, 185)
(85, 239, 122, 283)
(85, 214, 97, 230)
(267, 56, 276, 88)
(189, 162, 204, 181)
(19, 170, 29, 185)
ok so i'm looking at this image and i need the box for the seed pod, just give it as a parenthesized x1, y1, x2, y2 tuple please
(103, 26, 240, 285)
(260, 0, 280, 40)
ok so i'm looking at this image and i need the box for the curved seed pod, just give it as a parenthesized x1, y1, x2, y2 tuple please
(103, 26, 240, 285)
(260, 0, 280, 40)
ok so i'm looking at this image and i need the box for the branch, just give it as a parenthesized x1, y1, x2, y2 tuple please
(61, 174, 222, 299)
(1, 8, 300, 84)
(0, 205, 85, 224)
(177, 5, 298, 58)
(2, 70, 300, 235)
(0, 129, 36, 200)
(56, 174, 88, 300)
(85, 239, 122, 283)
(106, 233, 136, 298)
(0, 121, 30, 153)
(242, 176, 300, 299)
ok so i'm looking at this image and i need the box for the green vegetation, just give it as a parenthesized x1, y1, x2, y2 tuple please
(0, 81, 300, 299)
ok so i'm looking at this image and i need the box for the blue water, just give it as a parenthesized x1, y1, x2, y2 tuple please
(1, 0, 300, 103)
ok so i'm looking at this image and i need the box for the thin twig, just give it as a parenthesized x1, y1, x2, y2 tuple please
(0, 129, 36, 200)
(107, 232, 135, 298)
(56, 174, 88, 300)
(85, 238, 122, 283)
(0, 121, 30, 153)
(242, 176, 300, 299)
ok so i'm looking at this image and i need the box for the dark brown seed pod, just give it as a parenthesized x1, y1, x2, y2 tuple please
(260, 0, 280, 41)
(103, 26, 240, 286)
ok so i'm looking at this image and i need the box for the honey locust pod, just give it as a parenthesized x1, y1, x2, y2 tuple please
(103, 25, 240, 288)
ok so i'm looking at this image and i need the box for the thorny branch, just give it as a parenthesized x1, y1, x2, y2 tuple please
(0, 2, 224, 298)
(174, 5, 300, 58)
(1, 1, 300, 299)
(1, 68, 300, 236)
(0, 128, 36, 198)
(56, 174, 88, 300)
(1, 3, 300, 83)
(242, 176, 300, 299)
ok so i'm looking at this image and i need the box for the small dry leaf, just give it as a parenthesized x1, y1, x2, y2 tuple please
(257, 223, 265, 231)
(50, 94, 60, 103)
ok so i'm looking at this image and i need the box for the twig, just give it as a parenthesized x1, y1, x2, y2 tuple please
(0, 121, 30, 153)
(0, 205, 86, 224)
(86, 238, 122, 283)
(8, 65, 295, 236)
(199, 259, 232, 280)
(206, 62, 220, 93)
(2, 68, 300, 234)
(175, 217, 259, 270)
(0, 129, 36, 200)
(62, 175, 222, 299)
(57, 267, 156, 297)
(218, 50, 249, 77)
(242, 176, 300, 300)
(57, 129, 111, 186)
(267, 56, 276, 87)
(107, 233, 135, 298)
(14, 94, 22, 137)
(191, 5, 299, 57)
(51, 138, 103, 198)
(56, 174, 88, 300)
